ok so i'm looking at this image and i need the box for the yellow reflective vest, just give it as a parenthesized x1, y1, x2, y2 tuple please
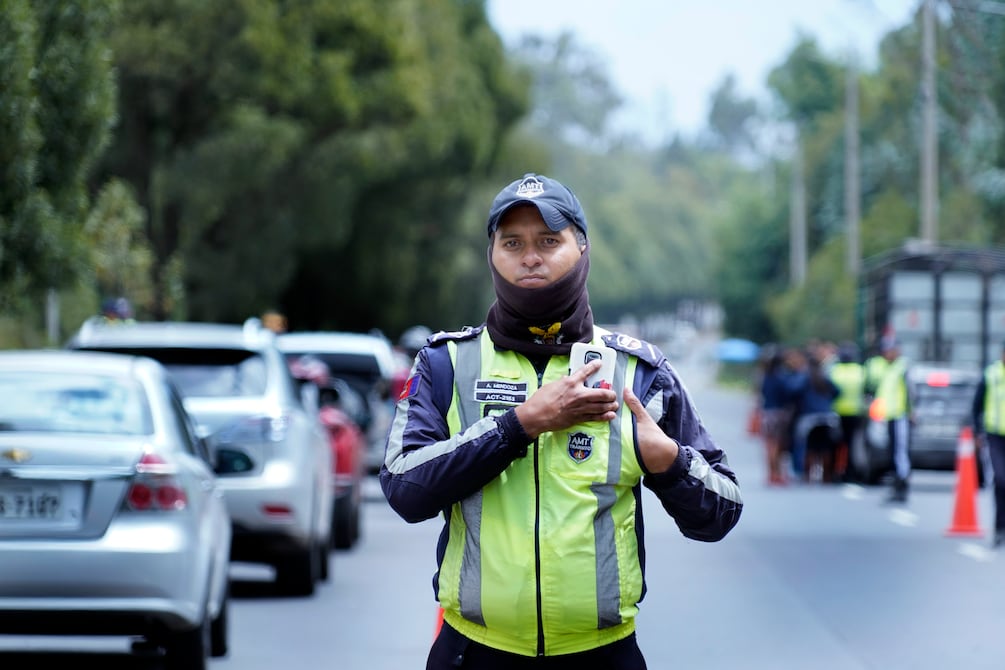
(982, 361, 1005, 435)
(437, 328, 645, 656)
(830, 362, 865, 417)
(874, 357, 909, 420)
(863, 355, 889, 397)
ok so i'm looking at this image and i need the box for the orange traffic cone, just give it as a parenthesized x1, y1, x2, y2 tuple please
(945, 426, 984, 537)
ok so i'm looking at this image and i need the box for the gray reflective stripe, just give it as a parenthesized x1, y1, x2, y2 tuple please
(454, 337, 486, 624)
(592, 350, 629, 629)
(644, 392, 662, 424)
(607, 351, 628, 484)
(686, 449, 743, 504)
(383, 396, 411, 471)
(455, 338, 483, 428)
(459, 490, 485, 625)
(384, 416, 498, 475)
(590, 483, 621, 628)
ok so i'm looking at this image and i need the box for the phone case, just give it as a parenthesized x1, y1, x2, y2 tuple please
(569, 342, 616, 390)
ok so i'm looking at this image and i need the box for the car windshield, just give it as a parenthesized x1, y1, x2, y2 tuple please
(161, 350, 267, 398)
(76, 346, 269, 398)
(0, 371, 152, 435)
(282, 351, 383, 398)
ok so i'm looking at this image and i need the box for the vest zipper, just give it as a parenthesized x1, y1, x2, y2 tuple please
(533, 365, 545, 656)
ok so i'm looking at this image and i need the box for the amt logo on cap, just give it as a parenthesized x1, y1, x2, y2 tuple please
(515, 176, 544, 198)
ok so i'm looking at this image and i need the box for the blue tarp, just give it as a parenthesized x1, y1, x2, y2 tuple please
(716, 338, 760, 363)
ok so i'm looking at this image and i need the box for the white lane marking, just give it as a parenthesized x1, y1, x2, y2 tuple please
(958, 542, 996, 563)
(888, 508, 919, 527)
(841, 484, 865, 500)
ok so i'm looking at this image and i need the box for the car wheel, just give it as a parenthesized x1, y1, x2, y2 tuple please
(851, 428, 883, 485)
(162, 616, 209, 670)
(275, 543, 318, 597)
(210, 586, 229, 658)
(334, 493, 360, 550)
(349, 494, 362, 545)
(318, 536, 331, 581)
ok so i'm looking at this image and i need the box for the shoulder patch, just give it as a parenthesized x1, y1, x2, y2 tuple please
(601, 332, 666, 368)
(428, 325, 483, 347)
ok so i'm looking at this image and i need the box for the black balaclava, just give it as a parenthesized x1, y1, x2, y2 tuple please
(484, 240, 593, 357)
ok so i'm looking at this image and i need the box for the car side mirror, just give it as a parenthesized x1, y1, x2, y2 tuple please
(215, 448, 254, 475)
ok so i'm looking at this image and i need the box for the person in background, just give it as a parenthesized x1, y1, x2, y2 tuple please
(790, 351, 841, 483)
(759, 345, 794, 485)
(873, 337, 912, 503)
(829, 342, 865, 482)
(863, 338, 890, 401)
(781, 347, 811, 480)
(261, 310, 288, 334)
(380, 173, 742, 669)
(99, 297, 135, 324)
(972, 341, 1005, 548)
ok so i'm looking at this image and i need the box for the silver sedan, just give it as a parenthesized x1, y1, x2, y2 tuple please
(0, 350, 231, 669)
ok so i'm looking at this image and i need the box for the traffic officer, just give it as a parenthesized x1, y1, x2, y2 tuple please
(863, 343, 890, 400)
(380, 173, 743, 668)
(872, 338, 911, 503)
(972, 342, 1005, 548)
(829, 342, 865, 482)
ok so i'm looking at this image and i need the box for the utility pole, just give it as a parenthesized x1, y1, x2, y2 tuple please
(845, 52, 861, 276)
(790, 138, 807, 286)
(920, 0, 939, 243)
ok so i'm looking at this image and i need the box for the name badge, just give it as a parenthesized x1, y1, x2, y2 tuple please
(474, 380, 528, 404)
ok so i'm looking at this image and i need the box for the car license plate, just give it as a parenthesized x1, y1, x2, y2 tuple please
(917, 422, 958, 439)
(0, 486, 63, 520)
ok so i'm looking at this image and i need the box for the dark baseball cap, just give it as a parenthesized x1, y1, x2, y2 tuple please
(486, 173, 588, 237)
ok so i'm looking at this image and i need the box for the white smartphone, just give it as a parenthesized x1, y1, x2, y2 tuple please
(569, 342, 616, 390)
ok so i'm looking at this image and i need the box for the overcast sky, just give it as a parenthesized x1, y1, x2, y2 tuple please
(486, 0, 920, 142)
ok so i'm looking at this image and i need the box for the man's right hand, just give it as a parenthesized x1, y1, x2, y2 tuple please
(513, 360, 619, 439)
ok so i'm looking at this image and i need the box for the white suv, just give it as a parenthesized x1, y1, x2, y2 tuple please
(68, 317, 333, 596)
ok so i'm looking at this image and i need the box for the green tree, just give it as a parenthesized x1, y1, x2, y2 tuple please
(706, 73, 760, 155)
(100, 0, 527, 333)
(509, 31, 622, 149)
(0, 0, 117, 316)
(83, 178, 155, 314)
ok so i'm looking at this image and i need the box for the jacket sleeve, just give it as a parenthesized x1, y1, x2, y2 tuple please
(636, 359, 743, 542)
(378, 343, 532, 523)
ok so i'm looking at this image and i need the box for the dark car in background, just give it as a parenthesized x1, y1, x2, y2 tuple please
(277, 331, 399, 473)
(853, 362, 983, 484)
(0, 350, 231, 669)
(288, 354, 368, 550)
(68, 317, 333, 596)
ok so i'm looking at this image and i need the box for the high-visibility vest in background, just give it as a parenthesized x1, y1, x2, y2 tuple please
(863, 355, 889, 397)
(873, 357, 909, 420)
(982, 361, 1005, 435)
(830, 362, 865, 417)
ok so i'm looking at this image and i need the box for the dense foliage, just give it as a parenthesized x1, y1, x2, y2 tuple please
(0, 0, 117, 343)
(2, 2, 1005, 349)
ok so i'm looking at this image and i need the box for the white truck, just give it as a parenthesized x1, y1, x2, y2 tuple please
(852, 240, 1005, 483)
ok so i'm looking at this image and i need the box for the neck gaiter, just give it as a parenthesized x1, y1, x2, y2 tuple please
(484, 243, 594, 356)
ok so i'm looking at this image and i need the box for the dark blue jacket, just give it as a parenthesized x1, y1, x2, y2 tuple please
(379, 326, 743, 544)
